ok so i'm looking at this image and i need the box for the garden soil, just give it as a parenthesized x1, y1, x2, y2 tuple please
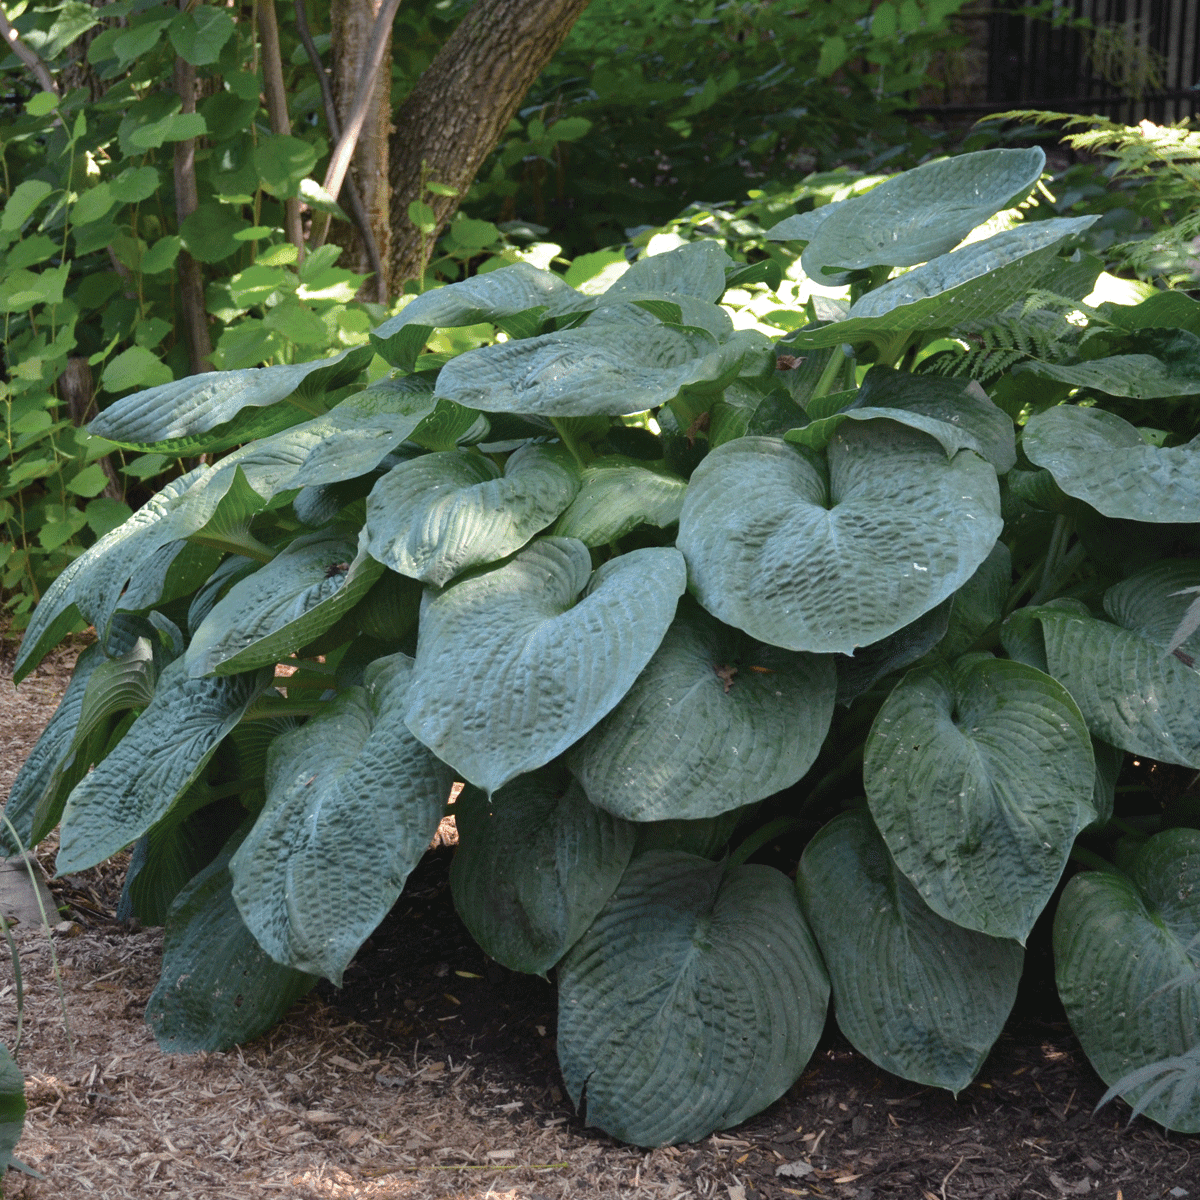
(1, 636, 1196, 1200)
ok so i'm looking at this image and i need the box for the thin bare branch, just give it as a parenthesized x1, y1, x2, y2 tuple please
(320, 0, 402, 206)
(293, 0, 387, 300)
(0, 10, 58, 96)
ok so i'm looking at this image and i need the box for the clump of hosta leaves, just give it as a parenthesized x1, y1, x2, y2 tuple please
(8, 144, 1200, 1145)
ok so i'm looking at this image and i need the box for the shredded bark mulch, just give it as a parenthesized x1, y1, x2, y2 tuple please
(2, 635, 1196, 1199)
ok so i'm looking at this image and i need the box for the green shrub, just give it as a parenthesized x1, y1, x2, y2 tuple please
(8, 143, 1200, 1145)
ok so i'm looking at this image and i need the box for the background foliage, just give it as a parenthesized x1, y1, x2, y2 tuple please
(0, 0, 971, 630)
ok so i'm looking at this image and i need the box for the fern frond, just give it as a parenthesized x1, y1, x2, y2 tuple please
(1095, 1044, 1200, 1131)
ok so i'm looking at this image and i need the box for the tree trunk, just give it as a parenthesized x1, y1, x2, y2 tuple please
(329, 0, 392, 296)
(387, 0, 591, 291)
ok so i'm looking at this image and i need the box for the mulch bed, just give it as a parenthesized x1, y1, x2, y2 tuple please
(2, 634, 1197, 1199)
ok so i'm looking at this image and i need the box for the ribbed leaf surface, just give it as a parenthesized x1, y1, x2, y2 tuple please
(1021, 563, 1200, 766)
(365, 444, 579, 585)
(1055, 829, 1200, 1133)
(450, 766, 637, 974)
(553, 457, 687, 546)
(229, 654, 453, 983)
(14, 467, 207, 681)
(799, 810, 1023, 1092)
(605, 240, 732, 300)
(404, 539, 686, 792)
(1017, 352, 1200, 399)
(89, 347, 371, 453)
(787, 218, 1098, 351)
(795, 147, 1045, 276)
(569, 602, 835, 820)
(677, 428, 1002, 653)
(56, 659, 272, 873)
(864, 656, 1095, 940)
(856, 367, 1016, 474)
(146, 834, 317, 1053)
(557, 852, 829, 1146)
(369, 262, 579, 367)
(1023, 405, 1200, 523)
(186, 529, 382, 677)
(434, 313, 770, 417)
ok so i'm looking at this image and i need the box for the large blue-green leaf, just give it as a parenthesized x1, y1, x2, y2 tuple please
(856, 367, 1016, 474)
(450, 764, 637, 975)
(799, 809, 1023, 1091)
(4, 643, 120, 851)
(1009, 562, 1200, 766)
(0, 1044, 26, 1175)
(939, 541, 1012, 660)
(369, 262, 580, 368)
(864, 655, 1095, 941)
(787, 218, 1098, 352)
(365, 444, 580, 586)
(276, 372, 438, 489)
(88, 347, 372, 454)
(56, 660, 272, 874)
(569, 601, 835, 821)
(229, 654, 453, 983)
(14, 467, 207, 682)
(1023, 405, 1200, 523)
(146, 830, 317, 1053)
(186, 529, 382, 677)
(557, 851, 829, 1146)
(116, 540, 223, 617)
(1016, 353, 1200, 399)
(677, 427, 1002, 654)
(553, 456, 687, 546)
(604, 239, 732, 301)
(835, 600, 952, 706)
(777, 147, 1045, 277)
(434, 305, 771, 418)
(404, 539, 686, 793)
(1055, 829, 1200, 1133)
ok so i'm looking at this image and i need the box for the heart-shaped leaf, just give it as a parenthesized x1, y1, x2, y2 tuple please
(1023, 405, 1200, 523)
(1055, 829, 1200, 1133)
(56, 659, 272, 874)
(553, 456, 688, 546)
(365, 443, 580, 585)
(569, 601, 835, 821)
(146, 830, 317, 1053)
(186, 529, 383, 677)
(864, 655, 1096, 940)
(450, 764, 637, 975)
(677, 427, 1002, 654)
(787, 218, 1098, 353)
(229, 654, 454, 983)
(794, 147, 1045, 277)
(1010, 563, 1200, 766)
(403, 539, 686, 793)
(799, 809, 1023, 1092)
(557, 851, 829, 1146)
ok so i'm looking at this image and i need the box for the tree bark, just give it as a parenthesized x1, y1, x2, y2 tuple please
(387, 0, 591, 291)
(174, 35, 214, 375)
(328, 0, 392, 297)
(257, 0, 305, 261)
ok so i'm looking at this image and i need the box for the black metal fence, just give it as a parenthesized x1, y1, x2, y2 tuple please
(985, 0, 1199, 122)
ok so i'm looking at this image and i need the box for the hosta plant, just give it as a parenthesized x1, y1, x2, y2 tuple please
(7, 144, 1200, 1145)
